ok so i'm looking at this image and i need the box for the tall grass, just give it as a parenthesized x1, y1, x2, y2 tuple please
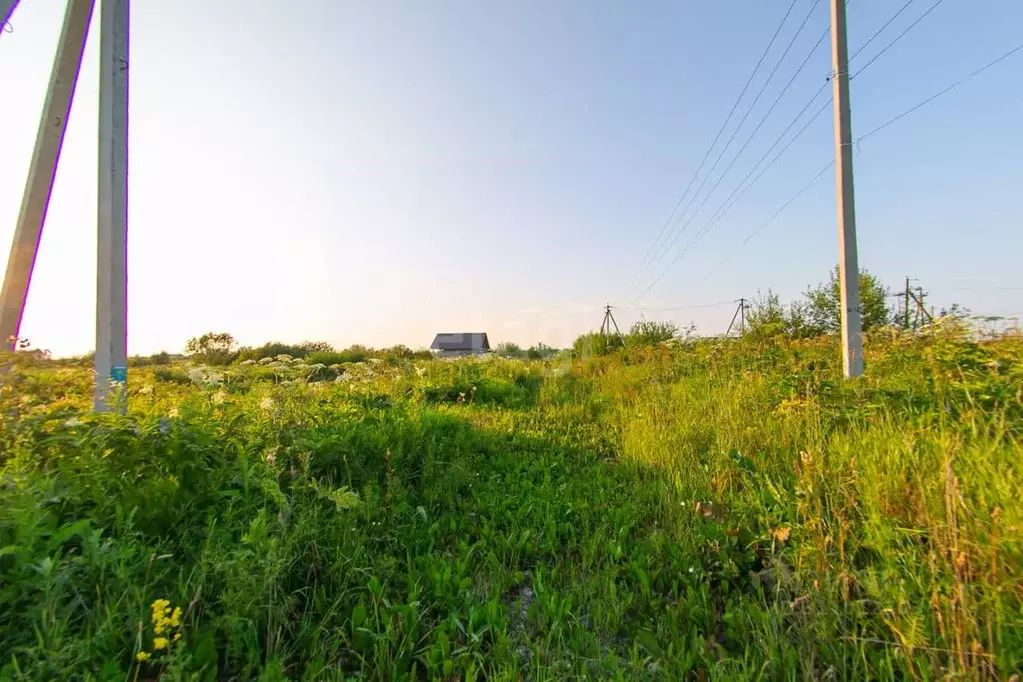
(0, 326, 1019, 680)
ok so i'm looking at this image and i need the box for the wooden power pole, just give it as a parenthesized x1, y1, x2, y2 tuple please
(830, 0, 864, 378)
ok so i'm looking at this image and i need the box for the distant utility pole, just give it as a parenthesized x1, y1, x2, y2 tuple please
(0, 0, 94, 350)
(904, 277, 911, 329)
(725, 298, 748, 337)
(909, 286, 933, 327)
(830, 0, 864, 378)
(599, 303, 622, 338)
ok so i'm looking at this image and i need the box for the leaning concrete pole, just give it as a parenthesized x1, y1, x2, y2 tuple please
(94, 0, 129, 411)
(0, 0, 95, 350)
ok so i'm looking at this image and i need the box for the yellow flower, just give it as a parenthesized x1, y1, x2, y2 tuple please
(154, 624, 165, 635)
(169, 607, 182, 627)
(153, 637, 169, 650)
(136, 651, 151, 662)
(173, 633, 181, 641)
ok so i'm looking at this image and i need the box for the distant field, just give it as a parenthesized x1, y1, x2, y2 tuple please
(1, 327, 1020, 680)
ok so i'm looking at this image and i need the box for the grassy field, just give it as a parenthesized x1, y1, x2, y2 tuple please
(1, 325, 1020, 680)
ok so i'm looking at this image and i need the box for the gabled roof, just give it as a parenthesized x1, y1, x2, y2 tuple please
(430, 333, 490, 351)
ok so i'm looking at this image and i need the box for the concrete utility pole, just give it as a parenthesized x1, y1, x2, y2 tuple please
(94, 0, 130, 412)
(0, 0, 95, 350)
(830, 0, 864, 378)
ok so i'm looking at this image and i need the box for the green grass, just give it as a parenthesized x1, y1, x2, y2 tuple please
(1, 326, 1020, 680)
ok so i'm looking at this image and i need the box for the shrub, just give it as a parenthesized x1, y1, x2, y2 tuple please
(152, 366, 191, 384)
(305, 351, 350, 366)
(626, 321, 678, 347)
(496, 342, 524, 358)
(571, 332, 623, 358)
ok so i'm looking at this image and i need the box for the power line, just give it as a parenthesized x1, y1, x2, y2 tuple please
(645, 0, 828, 271)
(624, 0, 801, 291)
(858, 42, 1023, 142)
(626, 0, 997, 306)
(848, 0, 920, 62)
(850, 0, 946, 79)
(693, 41, 1023, 290)
(619, 299, 738, 312)
(697, 159, 835, 282)
(632, 91, 833, 304)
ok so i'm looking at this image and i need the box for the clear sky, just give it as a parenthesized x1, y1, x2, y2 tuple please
(2, 0, 1021, 356)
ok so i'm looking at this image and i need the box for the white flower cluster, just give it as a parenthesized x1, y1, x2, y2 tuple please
(188, 367, 222, 388)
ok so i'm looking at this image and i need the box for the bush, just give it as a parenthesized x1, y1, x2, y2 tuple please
(626, 321, 678, 347)
(128, 351, 172, 368)
(152, 366, 191, 384)
(571, 332, 623, 358)
(496, 342, 524, 358)
(305, 351, 350, 366)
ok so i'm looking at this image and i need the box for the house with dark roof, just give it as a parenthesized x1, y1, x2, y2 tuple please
(430, 333, 490, 357)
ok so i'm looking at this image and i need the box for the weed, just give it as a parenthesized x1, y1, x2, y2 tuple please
(0, 328, 1020, 679)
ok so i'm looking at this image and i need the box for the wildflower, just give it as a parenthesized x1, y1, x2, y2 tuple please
(188, 368, 205, 385)
(258, 357, 274, 365)
(275, 354, 293, 362)
(136, 651, 151, 662)
(212, 390, 226, 405)
(138, 385, 154, 396)
(63, 418, 84, 428)
(153, 637, 169, 650)
(173, 632, 181, 641)
(260, 396, 275, 411)
(239, 359, 256, 366)
(168, 407, 180, 418)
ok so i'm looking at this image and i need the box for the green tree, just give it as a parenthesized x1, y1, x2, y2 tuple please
(744, 290, 788, 338)
(526, 342, 556, 360)
(803, 267, 890, 334)
(185, 332, 237, 365)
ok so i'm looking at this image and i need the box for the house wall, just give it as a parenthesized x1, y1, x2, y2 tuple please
(438, 349, 487, 357)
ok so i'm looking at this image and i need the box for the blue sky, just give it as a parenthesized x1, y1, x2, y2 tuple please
(2, 0, 1021, 355)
